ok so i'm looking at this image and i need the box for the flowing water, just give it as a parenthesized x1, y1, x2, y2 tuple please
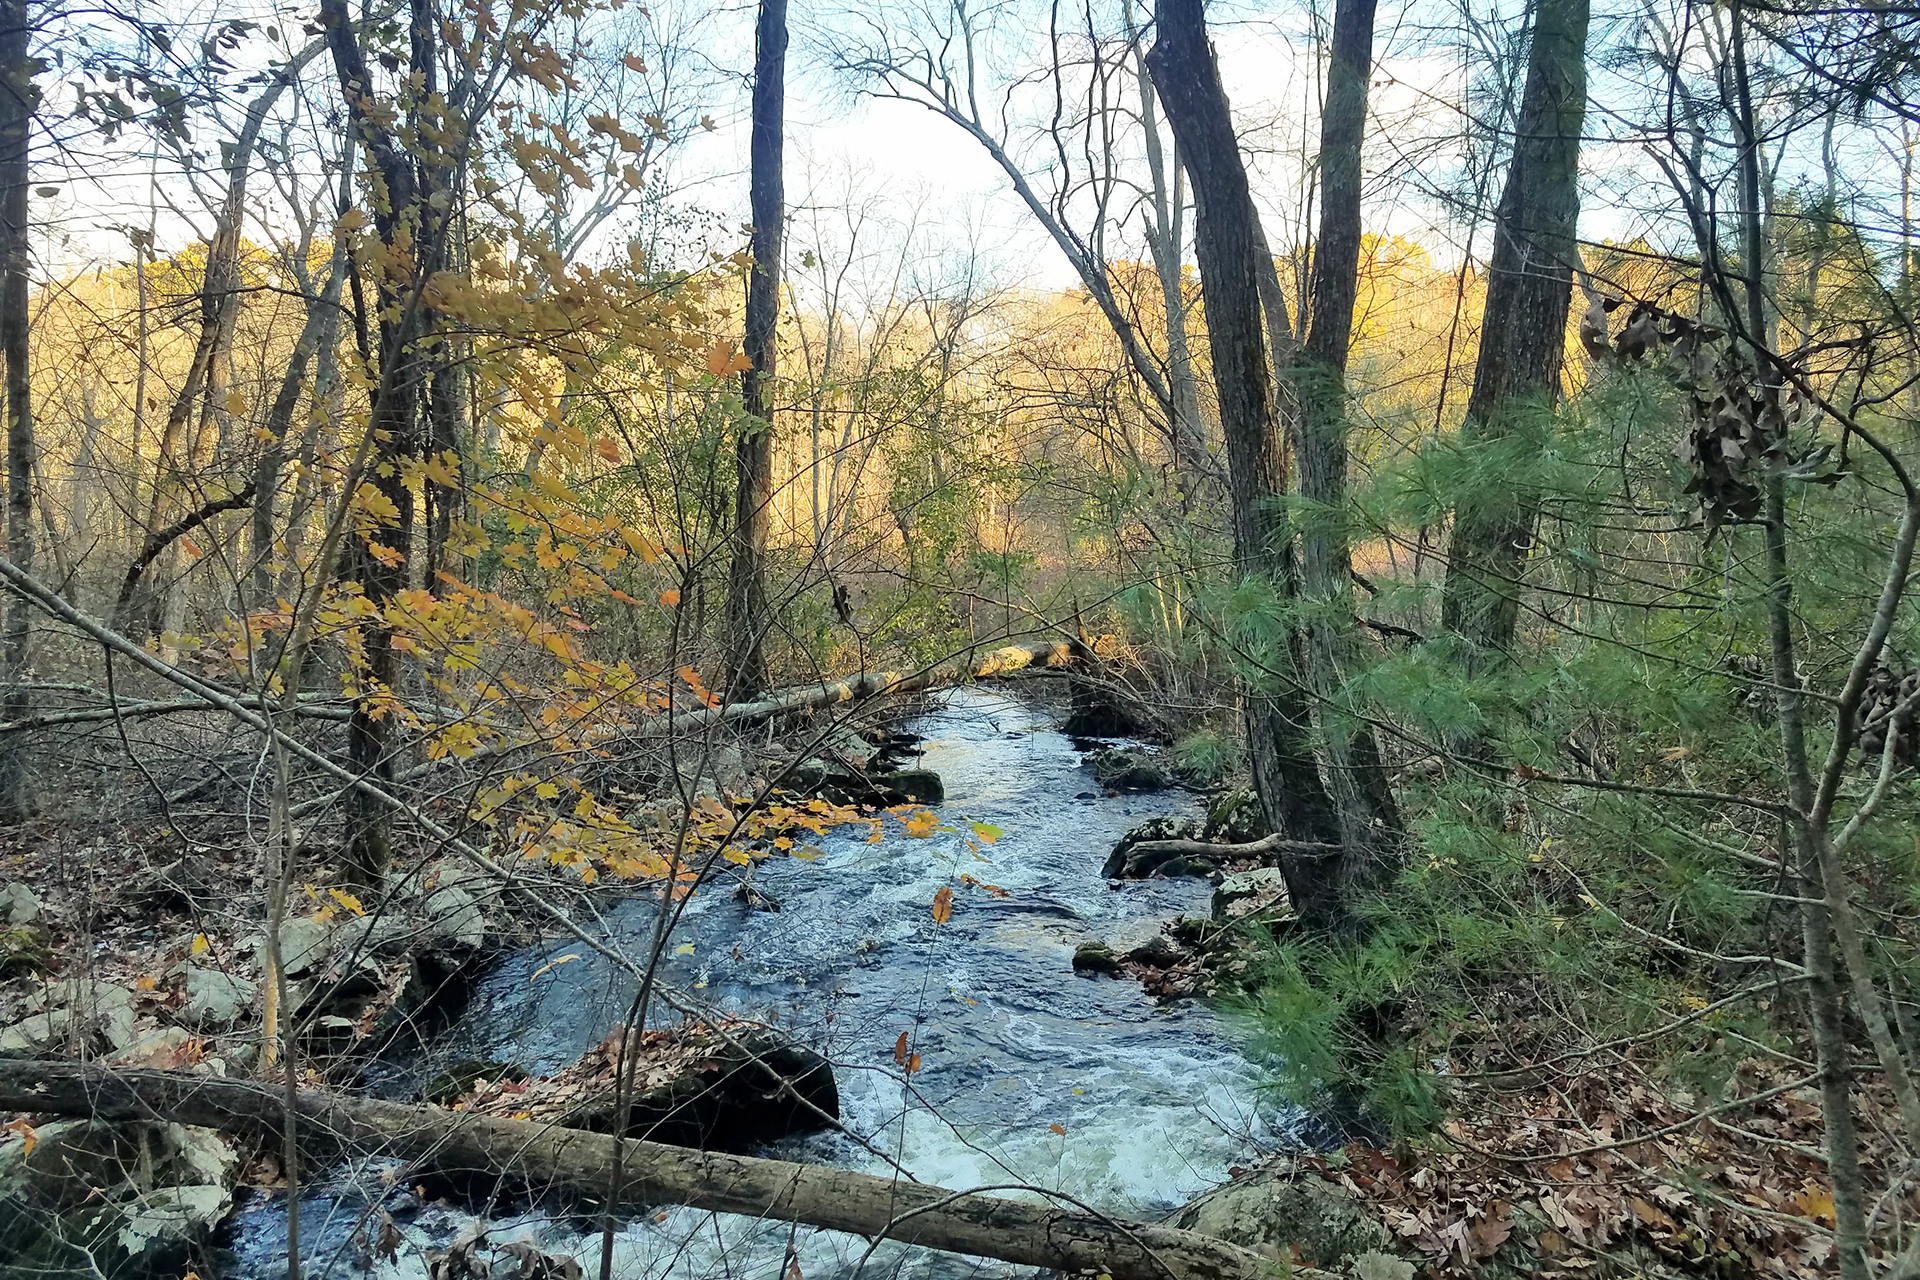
(223, 688, 1283, 1279)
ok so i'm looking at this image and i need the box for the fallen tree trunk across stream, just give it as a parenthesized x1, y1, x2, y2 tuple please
(666, 639, 1085, 730)
(0, 1060, 1288, 1280)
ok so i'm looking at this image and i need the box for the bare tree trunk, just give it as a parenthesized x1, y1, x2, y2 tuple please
(1439, 0, 1590, 653)
(1146, 0, 1345, 924)
(726, 0, 786, 697)
(1286, 0, 1404, 891)
(0, 0, 31, 821)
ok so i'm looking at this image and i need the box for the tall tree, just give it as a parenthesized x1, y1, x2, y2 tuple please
(1440, 0, 1591, 653)
(0, 0, 31, 820)
(1288, 0, 1404, 887)
(1147, 0, 1348, 924)
(725, 0, 787, 697)
(322, 0, 454, 883)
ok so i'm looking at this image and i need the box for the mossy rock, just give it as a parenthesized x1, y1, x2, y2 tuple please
(1168, 1162, 1395, 1269)
(1202, 786, 1267, 845)
(1100, 816, 1201, 878)
(1071, 942, 1121, 975)
(0, 926, 50, 978)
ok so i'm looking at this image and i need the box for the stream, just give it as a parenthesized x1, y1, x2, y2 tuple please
(221, 688, 1284, 1279)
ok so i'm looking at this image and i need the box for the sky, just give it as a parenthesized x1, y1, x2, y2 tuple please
(26, 0, 1910, 310)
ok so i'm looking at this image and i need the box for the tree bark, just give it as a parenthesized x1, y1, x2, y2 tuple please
(0, 0, 30, 820)
(725, 0, 787, 698)
(1439, 0, 1590, 652)
(1288, 0, 1404, 894)
(1145, 0, 1345, 923)
(0, 1060, 1288, 1280)
(322, 0, 452, 884)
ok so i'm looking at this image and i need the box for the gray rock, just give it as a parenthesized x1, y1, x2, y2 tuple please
(328, 911, 415, 963)
(0, 1118, 237, 1277)
(261, 916, 334, 979)
(419, 883, 486, 951)
(183, 968, 258, 1030)
(112, 1027, 197, 1067)
(1212, 867, 1290, 922)
(0, 1006, 71, 1056)
(1101, 816, 1202, 879)
(15, 980, 138, 1052)
(1168, 1163, 1394, 1269)
(1122, 931, 1186, 969)
(0, 880, 40, 924)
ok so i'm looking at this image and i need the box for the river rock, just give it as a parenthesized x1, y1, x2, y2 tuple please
(1122, 930, 1186, 969)
(1084, 746, 1171, 792)
(1167, 1160, 1395, 1269)
(1071, 942, 1121, 975)
(787, 759, 943, 807)
(183, 967, 258, 1030)
(1101, 816, 1203, 879)
(1212, 867, 1290, 922)
(0, 1118, 237, 1278)
(505, 1028, 840, 1154)
(1060, 677, 1157, 738)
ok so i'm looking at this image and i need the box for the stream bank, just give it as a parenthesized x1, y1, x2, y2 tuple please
(214, 687, 1284, 1278)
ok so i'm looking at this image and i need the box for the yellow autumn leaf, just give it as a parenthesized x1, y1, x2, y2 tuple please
(190, 933, 211, 956)
(659, 589, 681, 606)
(225, 390, 248, 416)
(707, 340, 739, 378)
(675, 942, 695, 955)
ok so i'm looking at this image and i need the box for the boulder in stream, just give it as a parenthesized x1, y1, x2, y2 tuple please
(1084, 746, 1171, 792)
(1101, 816, 1203, 879)
(787, 759, 943, 807)
(461, 1023, 838, 1154)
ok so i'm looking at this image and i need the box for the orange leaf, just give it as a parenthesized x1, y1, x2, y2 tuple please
(181, 537, 203, 559)
(893, 1031, 909, 1066)
(595, 437, 622, 463)
(1049, 1123, 1066, 1135)
(931, 886, 953, 925)
(907, 1053, 921, 1074)
(707, 340, 738, 378)
(4, 1118, 36, 1156)
(659, 589, 681, 607)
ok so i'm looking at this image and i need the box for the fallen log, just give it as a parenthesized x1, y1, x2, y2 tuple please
(668, 639, 1084, 731)
(1116, 831, 1341, 877)
(0, 1060, 1283, 1280)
